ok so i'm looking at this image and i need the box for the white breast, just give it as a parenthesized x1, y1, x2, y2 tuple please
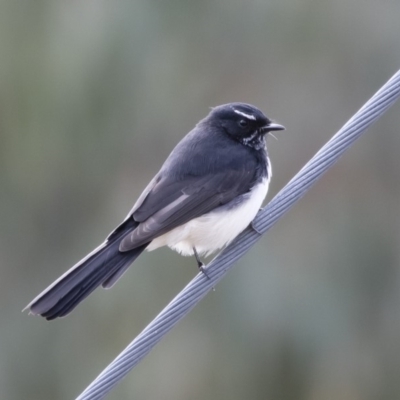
(146, 177, 270, 257)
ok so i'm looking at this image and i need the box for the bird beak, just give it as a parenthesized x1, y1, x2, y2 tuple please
(267, 122, 285, 132)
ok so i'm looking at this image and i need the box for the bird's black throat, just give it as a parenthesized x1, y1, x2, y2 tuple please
(238, 130, 266, 151)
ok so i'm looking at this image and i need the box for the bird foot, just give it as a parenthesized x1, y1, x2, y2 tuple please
(198, 262, 210, 280)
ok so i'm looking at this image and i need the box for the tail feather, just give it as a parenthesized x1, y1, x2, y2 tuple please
(40, 253, 120, 319)
(25, 220, 148, 320)
(41, 246, 145, 320)
(101, 262, 135, 288)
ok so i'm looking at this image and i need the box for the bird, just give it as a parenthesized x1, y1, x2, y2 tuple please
(24, 103, 284, 320)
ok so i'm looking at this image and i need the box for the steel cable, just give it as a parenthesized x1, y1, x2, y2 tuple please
(76, 70, 400, 400)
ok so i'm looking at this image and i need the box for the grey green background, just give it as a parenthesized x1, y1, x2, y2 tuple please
(1, 1, 400, 399)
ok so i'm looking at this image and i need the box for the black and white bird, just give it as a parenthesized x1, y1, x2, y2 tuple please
(24, 103, 284, 320)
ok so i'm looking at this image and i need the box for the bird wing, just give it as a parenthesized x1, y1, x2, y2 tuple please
(118, 168, 256, 251)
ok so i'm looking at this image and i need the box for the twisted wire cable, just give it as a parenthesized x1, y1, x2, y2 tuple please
(76, 70, 400, 400)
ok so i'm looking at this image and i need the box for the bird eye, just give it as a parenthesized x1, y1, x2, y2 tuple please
(239, 119, 248, 127)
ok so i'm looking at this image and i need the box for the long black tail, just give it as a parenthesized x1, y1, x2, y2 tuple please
(24, 219, 148, 320)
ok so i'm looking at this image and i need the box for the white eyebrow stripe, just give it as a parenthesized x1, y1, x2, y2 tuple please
(233, 109, 256, 120)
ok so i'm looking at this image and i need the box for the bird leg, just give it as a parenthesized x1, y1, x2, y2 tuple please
(193, 247, 210, 279)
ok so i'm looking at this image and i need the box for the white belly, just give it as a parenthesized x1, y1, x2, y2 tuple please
(146, 178, 269, 256)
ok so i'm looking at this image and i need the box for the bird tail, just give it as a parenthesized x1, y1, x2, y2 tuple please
(24, 220, 148, 320)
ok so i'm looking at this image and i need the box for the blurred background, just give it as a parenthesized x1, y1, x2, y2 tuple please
(1, 1, 400, 399)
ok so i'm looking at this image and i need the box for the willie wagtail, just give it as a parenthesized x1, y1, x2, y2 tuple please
(24, 103, 284, 319)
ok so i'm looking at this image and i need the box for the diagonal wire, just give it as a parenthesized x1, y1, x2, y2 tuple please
(76, 70, 400, 400)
